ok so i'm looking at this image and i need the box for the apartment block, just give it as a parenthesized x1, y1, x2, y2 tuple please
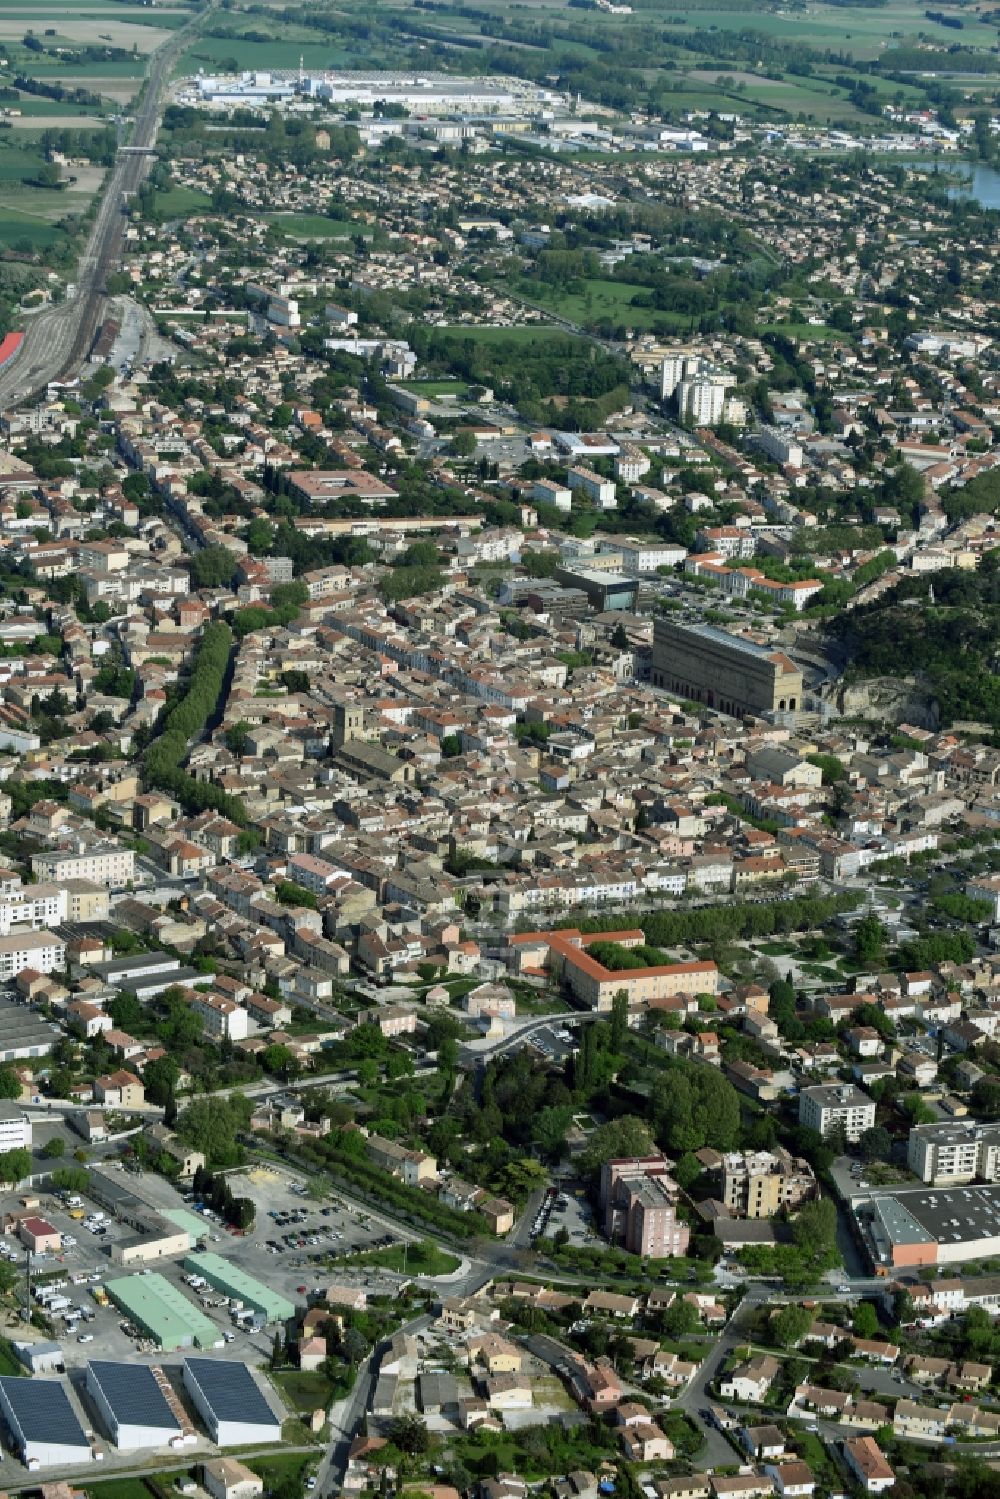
(600, 1155, 690, 1258)
(907, 1121, 1000, 1185)
(798, 1084, 876, 1142)
(719, 1148, 816, 1219)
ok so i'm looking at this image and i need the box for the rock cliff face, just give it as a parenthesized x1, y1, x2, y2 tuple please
(831, 675, 939, 729)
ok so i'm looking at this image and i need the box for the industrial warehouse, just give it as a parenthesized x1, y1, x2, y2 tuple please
(106, 1272, 223, 1351)
(855, 1183, 1000, 1269)
(0, 1377, 93, 1468)
(183, 1252, 295, 1326)
(85, 1361, 187, 1451)
(182, 1359, 283, 1447)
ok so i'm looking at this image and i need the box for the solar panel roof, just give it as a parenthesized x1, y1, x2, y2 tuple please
(184, 1359, 279, 1426)
(88, 1361, 181, 1431)
(0, 1376, 88, 1447)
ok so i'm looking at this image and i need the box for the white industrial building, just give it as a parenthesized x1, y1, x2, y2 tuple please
(182, 1359, 282, 1447)
(86, 1361, 185, 1451)
(0, 1376, 93, 1468)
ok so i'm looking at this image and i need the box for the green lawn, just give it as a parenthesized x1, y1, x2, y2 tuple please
(0, 1339, 21, 1376)
(351, 1242, 460, 1276)
(86, 1481, 156, 1499)
(525, 278, 688, 331)
(269, 1368, 337, 1414)
(248, 1452, 314, 1487)
(147, 184, 213, 217)
(400, 379, 472, 398)
(269, 212, 369, 239)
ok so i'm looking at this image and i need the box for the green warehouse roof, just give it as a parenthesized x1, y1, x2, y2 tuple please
(161, 1207, 211, 1241)
(106, 1273, 221, 1350)
(184, 1252, 295, 1324)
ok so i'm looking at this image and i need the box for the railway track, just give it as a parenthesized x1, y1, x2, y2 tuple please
(0, 7, 210, 411)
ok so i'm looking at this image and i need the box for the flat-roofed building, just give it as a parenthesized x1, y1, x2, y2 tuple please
(799, 1083, 876, 1142)
(651, 618, 803, 719)
(907, 1120, 1000, 1185)
(600, 1155, 690, 1258)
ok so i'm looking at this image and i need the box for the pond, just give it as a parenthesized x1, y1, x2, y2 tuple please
(904, 157, 1000, 209)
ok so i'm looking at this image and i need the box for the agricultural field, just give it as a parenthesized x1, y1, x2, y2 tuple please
(0, 133, 95, 249)
(174, 34, 353, 76)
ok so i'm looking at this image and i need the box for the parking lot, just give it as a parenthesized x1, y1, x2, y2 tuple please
(5, 1160, 404, 1384)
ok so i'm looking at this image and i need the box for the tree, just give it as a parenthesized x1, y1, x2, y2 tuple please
(609, 991, 628, 1053)
(388, 1415, 430, 1454)
(581, 1115, 654, 1173)
(673, 1152, 703, 1192)
(109, 989, 143, 1032)
(892, 1288, 914, 1327)
(0, 1066, 21, 1100)
(859, 1125, 892, 1163)
(661, 1299, 701, 1338)
(853, 1301, 880, 1339)
(771, 1303, 813, 1348)
(190, 544, 236, 589)
(342, 1326, 367, 1364)
(225, 721, 252, 757)
(656, 1063, 741, 1153)
(41, 1137, 65, 1159)
(451, 428, 476, 457)
(0, 1148, 32, 1184)
(263, 1044, 299, 1080)
(143, 1055, 179, 1107)
(176, 1095, 253, 1167)
(855, 914, 886, 965)
(270, 1330, 283, 1369)
(790, 1198, 839, 1271)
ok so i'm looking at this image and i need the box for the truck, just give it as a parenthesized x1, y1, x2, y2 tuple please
(91, 1286, 108, 1306)
(46, 1296, 70, 1313)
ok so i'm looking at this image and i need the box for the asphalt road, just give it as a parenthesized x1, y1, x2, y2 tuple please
(0, 7, 210, 410)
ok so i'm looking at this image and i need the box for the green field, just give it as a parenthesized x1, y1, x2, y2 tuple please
(659, 0, 1000, 58)
(526, 278, 688, 331)
(400, 379, 473, 398)
(269, 1368, 338, 1414)
(5, 97, 109, 116)
(176, 35, 352, 75)
(440, 323, 585, 345)
(269, 212, 368, 239)
(149, 183, 213, 217)
(86, 1481, 155, 1499)
(248, 1454, 313, 1488)
(0, 206, 62, 249)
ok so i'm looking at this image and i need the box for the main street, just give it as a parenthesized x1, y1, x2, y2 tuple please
(0, 7, 210, 411)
